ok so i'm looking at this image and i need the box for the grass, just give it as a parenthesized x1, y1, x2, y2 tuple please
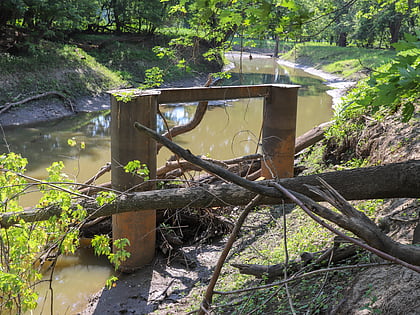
(0, 40, 127, 104)
(282, 42, 395, 79)
(207, 206, 357, 314)
(0, 33, 218, 105)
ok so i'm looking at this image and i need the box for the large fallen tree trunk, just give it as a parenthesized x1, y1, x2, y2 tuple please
(137, 122, 420, 274)
(1, 160, 419, 227)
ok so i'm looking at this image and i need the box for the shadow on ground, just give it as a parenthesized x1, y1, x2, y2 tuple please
(83, 241, 225, 314)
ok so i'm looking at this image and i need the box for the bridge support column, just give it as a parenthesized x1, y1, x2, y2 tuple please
(110, 90, 159, 272)
(261, 85, 299, 179)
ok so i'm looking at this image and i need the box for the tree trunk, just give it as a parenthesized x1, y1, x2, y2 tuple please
(1, 160, 419, 227)
(274, 34, 279, 58)
(389, 14, 403, 44)
(337, 32, 347, 47)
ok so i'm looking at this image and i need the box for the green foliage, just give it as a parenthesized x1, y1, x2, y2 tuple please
(0, 152, 129, 312)
(91, 235, 131, 273)
(110, 238, 131, 269)
(0, 0, 173, 35)
(326, 101, 366, 141)
(355, 200, 384, 220)
(283, 42, 395, 78)
(294, 0, 419, 47)
(342, 34, 419, 122)
(0, 40, 126, 104)
(124, 160, 150, 180)
(360, 284, 381, 314)
(1, 0, 419, 56)
(67, 137, 85, 149)
(334, 158, 369, 170)
(91, 234, 131, 288)
(96, 191, 117, 206)
(152, 46, 176, 59)
(140, 67, 165, 89)
(211, 71, 232, 81)
(113, 90, 136, 103)
(299, 144, 328, 174)
(325, 34, 419, 146)
(0, 153, 72, 312)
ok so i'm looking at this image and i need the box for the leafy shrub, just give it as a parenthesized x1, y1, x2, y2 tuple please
(340, 34, 419, 122)
(0, 153, 129, 312)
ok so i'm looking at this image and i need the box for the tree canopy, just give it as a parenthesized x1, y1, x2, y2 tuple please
(1, 0, 418, 50)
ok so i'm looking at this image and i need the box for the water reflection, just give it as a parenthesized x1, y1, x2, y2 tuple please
(1, 112, 112, 175)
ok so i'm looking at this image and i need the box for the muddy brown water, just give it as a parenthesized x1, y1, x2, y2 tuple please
(1, 53, 333, 314)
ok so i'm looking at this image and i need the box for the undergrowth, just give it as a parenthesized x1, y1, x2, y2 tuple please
(206, 206, 367, 314)
(0, 40, 127, 104)
(0, 33, 219, 105)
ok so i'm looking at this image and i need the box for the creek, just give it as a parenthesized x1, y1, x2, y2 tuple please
(1, 53, 335, 314)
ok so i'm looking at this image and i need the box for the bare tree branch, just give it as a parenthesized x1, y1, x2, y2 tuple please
(270, 182, 420, 272)
(134, 121, 281, 198)
(199, 195, 263, 315)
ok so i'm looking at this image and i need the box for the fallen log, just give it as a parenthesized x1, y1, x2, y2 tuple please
(295, 121, 332, 154)
(232, 244, 359, 279)
(1, 160, 419, 227)
(137, 122, 420, 272)
(0, 91, 74, 115)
